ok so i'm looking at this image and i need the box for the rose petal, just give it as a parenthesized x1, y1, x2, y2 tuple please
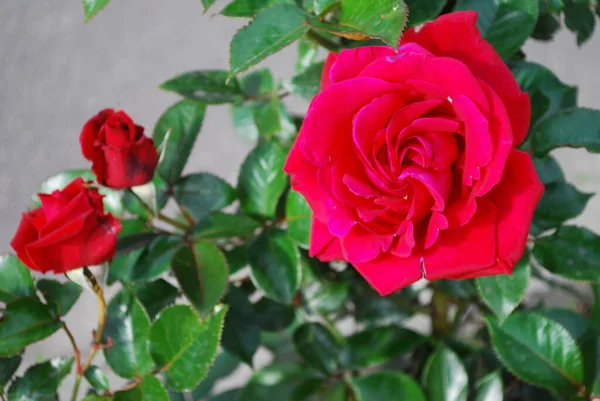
(329, 46, 397, 85)
(309, 218, 344, 262)
(353, 253, 423, 295)
(80, 109, 114, 161)
(340, 225, 393, 264)
(10, 211, 42, 271)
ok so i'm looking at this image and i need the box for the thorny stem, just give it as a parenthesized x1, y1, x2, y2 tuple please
(70, 268, 108, 401)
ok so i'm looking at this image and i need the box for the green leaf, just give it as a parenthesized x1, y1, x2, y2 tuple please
(455, 0, 539, 58)
(108, 219, 150, 285)
(133, 279, 180, 320)
(485, 312, 584, 394)
(173, 173, 237, 220)
(82, 0, 110, 21)
(202, 0, 218, 11)
(286, 190, 312, 248)
(0, 254, 35, 303)
(532, 155, 565, 185)
(531, 10, 561, 41)
(254, 98, 284, 138)
(296, 37, 319, 73)
(475, 257, 530, 321)
(534, 226, 600, 282)
(293, 323, 343, 375)
(354, 293, 411, 327)
(231, 103, 261, 141)
(238, 365, 309, 401)
(304, 280, 349, 314)
(149, 304, 227, 391)
(192, 212, 261, 240)
(160, 70, 243, 103)
(222, 0, 296, 17)
(474, 371, 503, 401)
(171, 242, 229, 317)
(355, 371, 427, 401)
(532, 108, 600, 156)
(344, 327, 425, 369)
(225, 244, 251, 275)
(222, 287, 261, 365)
(229, 4, 310, 76)
(533, 181, 592, 231)
(338, 0, 408, 46)
(34, 169, 125, 216)
(153, 100, 206, 183)
(564, 1, 595, 45)
(422, 346, 468, 401)
(0, 297, 62, 357)
(7, 357, 73, 401)
(313, 0, 340, 15)
(249, 230, 301, 305)
(84, 365, 110, 392)
(129, 235, 183, 283)
(286, 61, 324, 101)
(0, 354, 21, 392)
(113, 375, 170, 401)
(239, 69, 275, 97)
(238, 140, 288, 219)
(254, 297, 296, 332)
(37, 280, 82, 318)
(405, 0, 446, 27)
(82, 396, 112, 401)
(102, 290, 154, 379)
(115, 232, 160, 255)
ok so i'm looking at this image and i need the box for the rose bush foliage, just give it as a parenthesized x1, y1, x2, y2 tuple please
(2, 1, 600, 401)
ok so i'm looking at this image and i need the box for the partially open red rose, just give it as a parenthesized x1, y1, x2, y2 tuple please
(284, 12, 544, 295)
(10, 178, 121, 274)
(80, 109, 159, 189)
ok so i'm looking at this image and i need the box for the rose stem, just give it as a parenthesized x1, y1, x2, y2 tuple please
(70, 267, 108, 401)
(125, 188, 190, 231)
(63, 323, 82, 375)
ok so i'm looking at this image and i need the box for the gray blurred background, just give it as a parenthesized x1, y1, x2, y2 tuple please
(1, 0, 600, 398)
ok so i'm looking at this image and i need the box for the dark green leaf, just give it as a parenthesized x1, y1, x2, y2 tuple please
(405, 0, 446, 26)
(296, 37, 319, 73)
(0, 354, 21, 392)
(102, 290, 154, 379)
(153, 100, 206, 183)
(355, 371, 427, 401)
(171, 242, 229, 317)
(534, 226, 600, 282)
(534, 182, 592, 231)
(293, 323, 343, 375)
(133, 279, 180, 320)
(321, 382, 347, 401)
(474, 371, 503, 401)
(254, 297, 296, 332)
(108, 219, 150, 285)
(304, 280, 349, 314)
(564, 1, 595, 45)
(239, 69, 275, 97)
(434, 279, 476, 299)
(286, 190, 311, 248)
(486, 312, 584, 394)
(129, 235, 183, 283)
(7, 357, 73, 401)
(532, 155, 565, 185)
(192, 212, 261, 240)
(354, 294, 411, 327)
(173, 173, 237, 220)
(475, 257, 530, 321)
(222, 287, 261, 365)
(455, 0, 539, 58)
(0, 254, 35, 303)
(116, 232, 160, 255)
(531, 11, 561, 41)
(339, 0, 408, 46)
(287, 61, 324, 101)
(0, 297, 62, 357)
(113, 375, 169, 401)
(82, 0, 110, 21)
(249, 230, 301, 304)
(160, 70, 243, 103)
(149, 305, 227, 391)
(344, 327, 425, 369)
(238, 365, 309, 401)
(37, 280, 82, 318)
(532, 108, 600, 156)
(222, 0, 295, 17)
(229, 4, 310, 75)
(84, 365, 109, 392)
(421, 346, 468, 401)
(238, 140, 288, 219)
(225, 244, 250, 275)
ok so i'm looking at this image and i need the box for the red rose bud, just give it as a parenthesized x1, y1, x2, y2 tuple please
(284, 11, 544, 295)
(80, 109, 159, 189)
(10, 178, 122, 274)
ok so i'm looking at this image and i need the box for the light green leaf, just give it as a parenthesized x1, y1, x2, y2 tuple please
(286, 190, 312, 248)
(286, 61, 324, 101)
(173, 173, 237, 220)
(192, 212, 261, 240)
(293, 323, 343, 375)
(238, 140, 288, 219)
(82, 0, 111, 22)
(222, 0, 296, 17)
(339, 0, 408, 46)
(231, 103, 261, 141)
(153, 100, 206, 183)
(405, 0, 446, 27)
(475, 257, 530, 321)
(202, 0, 218, 11)
(474, 371, 503, 401)
(160, 70, 244, 103)
(355, 371, 427, 401)
(421, 346, 468, 401)
(534, 226, 600, 282)
(532, 108, 600, 156)
(171, 242, 229, 317)
(149, 305, 227, 391)
(313, 0, 340, 15)
(7, 357, 73, 401)
(84, 365, 110, 392)
(102, 290, 154, 379)
(0, 254, 35, 303)
(113, 375, 170, 401)
(37, 279, 82, 318)
(229, 4, 310, 76)
(486, 312, 584, 394)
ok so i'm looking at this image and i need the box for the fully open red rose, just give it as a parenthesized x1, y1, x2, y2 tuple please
(80, 109, 158, 189)
(10, 178, 122, 274)
(284, 12, 544, 295)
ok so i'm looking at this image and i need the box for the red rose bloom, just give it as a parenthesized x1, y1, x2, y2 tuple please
(80, 109, 159, 189)
(10, 178, 122, 274)
(284, 12, 544, 295)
